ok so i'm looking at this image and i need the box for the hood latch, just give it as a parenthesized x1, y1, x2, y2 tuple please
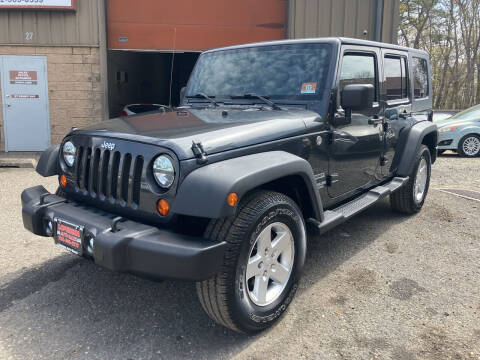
(191, 141, 208, 164)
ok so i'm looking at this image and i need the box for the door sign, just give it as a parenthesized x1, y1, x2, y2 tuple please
(10, 70, 38, 85)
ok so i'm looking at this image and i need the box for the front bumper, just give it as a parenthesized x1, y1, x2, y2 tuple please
(437, 133, 458, 150)
(21, 185, 227, 281)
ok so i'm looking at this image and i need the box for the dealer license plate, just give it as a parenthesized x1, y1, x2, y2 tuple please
(54, 218, 84, 256)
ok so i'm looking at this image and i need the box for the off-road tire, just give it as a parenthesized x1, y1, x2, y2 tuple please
(458, 134, 480, 157)
(390, 144, 431, 214)
(196, 190, 306, 334)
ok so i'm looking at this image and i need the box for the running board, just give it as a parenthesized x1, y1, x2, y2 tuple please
(307, 177, 409, 235)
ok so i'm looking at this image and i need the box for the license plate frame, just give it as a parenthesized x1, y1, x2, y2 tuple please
(54, 218, 84, 256)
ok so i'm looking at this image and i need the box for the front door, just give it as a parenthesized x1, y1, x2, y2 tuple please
(1, 55, 50, 151)
(328, 48, 384, 199)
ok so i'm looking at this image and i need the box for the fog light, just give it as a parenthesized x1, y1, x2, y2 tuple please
(45, 220, 53, 237)
(156, 199, 170, 216)
(86, 235, 94, 255)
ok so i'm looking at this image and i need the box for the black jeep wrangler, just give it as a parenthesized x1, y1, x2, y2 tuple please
(21, 38, 437, 334)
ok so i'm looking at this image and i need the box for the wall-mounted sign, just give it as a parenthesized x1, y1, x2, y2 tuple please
(10, 71, 38, 85)
(11, 94, 40, 99)
(0, 0, 75, 10)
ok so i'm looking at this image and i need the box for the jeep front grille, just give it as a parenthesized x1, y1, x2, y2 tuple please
(75, 146, 144, 206)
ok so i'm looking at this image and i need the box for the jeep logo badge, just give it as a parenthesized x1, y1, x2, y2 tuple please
(101, 141, 116, 151)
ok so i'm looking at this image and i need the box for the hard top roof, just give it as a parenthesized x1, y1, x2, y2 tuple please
(203, 37, 429, 57)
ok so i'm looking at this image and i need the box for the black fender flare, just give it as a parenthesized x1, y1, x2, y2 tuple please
(395, 121, 438, 176)
(172, 151, 323, 220)
(36, 145, 60, 177)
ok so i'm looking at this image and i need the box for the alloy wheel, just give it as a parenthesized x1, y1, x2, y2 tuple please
(414, 157, 428, 204)
(462, 136, 480, 156)
(245, 222, 295, 307)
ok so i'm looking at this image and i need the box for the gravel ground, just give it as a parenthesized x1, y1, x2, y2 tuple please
(0, 153, 479, 360)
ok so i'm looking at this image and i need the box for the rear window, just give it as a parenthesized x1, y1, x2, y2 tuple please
(128, 105, 161, 113)
(384, 56, 408, 101)
(412, 57, 429, 99)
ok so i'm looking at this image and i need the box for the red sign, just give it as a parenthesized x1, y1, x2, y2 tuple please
(11, 94, 40, 99)
(55, 220, 83, 255)
(0, 0, 75, 10)
(10, 71, 38, 85)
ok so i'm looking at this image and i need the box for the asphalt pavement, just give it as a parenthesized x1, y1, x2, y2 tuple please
(0, 152, 479, 360)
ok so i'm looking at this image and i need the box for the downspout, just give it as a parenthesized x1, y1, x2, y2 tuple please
(374, 0, 384, 42)
(286, 0, 293, 39)
(98, 0, 109, 120)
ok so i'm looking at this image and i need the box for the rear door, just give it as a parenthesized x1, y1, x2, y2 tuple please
(381, 49, 411, 176)
(327, 46, 384, 199)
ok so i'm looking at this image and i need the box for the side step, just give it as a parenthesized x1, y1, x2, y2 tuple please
(307, 176, 409, 235)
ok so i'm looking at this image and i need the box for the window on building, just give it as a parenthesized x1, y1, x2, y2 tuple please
(339, 53, 377, 101)
(384, 55, 408, 101)
(413, 57, 429, 99)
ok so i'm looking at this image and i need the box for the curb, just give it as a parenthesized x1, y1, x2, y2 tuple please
(0, 157, 37, 169)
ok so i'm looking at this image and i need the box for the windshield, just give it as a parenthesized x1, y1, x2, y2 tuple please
(186, 43, 332, 101)
(450, 104, 480, 121)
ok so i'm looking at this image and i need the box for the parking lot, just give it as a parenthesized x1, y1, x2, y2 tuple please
(0, 153, 479, 360)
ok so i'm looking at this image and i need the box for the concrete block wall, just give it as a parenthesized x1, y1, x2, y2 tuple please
(0, 45, 104, 151)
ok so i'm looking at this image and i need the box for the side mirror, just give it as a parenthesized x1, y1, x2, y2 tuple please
(180, 86, 186, 104)
(384, 108, 399, 120)
(341, 84, 374, 112)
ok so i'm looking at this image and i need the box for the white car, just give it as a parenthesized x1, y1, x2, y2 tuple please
(120, 104, 170, 116)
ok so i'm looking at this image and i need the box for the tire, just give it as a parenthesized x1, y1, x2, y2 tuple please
(390, 144, 431, 214)
(458, 134, 480, 157)
(196, 190, 306, 334)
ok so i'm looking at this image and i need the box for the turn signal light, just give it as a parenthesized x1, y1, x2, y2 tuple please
(60, 174, 67, 187)
(157, 199, 170, 216)
(227, 192, 238, 207)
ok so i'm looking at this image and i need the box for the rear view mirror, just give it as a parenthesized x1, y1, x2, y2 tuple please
(341, 84, 374, 111)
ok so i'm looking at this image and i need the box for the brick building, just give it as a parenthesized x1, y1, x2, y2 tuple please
(0, 0, 399, 152)
(0, 0, 106, 151)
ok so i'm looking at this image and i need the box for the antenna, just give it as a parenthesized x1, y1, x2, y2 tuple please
(168, 27, 177, 108)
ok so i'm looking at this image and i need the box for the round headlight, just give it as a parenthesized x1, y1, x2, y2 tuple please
(153, 155, 175, 188)
(63, 141, 76, 167)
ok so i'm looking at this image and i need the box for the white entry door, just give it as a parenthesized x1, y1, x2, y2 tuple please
(1, 55, 50, 151)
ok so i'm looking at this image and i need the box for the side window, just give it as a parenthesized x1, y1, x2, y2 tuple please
(384, 55, 408, 101)
(413, 57, 429, 99)
(339, 53, 377, 102)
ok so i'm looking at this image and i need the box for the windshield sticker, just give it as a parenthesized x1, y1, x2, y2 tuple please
(301, 82, 317, 94)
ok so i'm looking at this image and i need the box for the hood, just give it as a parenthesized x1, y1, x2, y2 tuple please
(436, 117, 477, 129)
(73, 107, 320, 160)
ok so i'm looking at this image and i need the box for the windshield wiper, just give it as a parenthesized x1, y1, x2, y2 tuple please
(230, 93, 281, 110)
(185, 93, 219, 107)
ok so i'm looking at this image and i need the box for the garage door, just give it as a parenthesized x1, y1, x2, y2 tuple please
(107, 0, 287, 51)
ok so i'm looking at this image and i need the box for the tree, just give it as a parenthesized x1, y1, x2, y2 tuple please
(399, 0, 480, 109)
